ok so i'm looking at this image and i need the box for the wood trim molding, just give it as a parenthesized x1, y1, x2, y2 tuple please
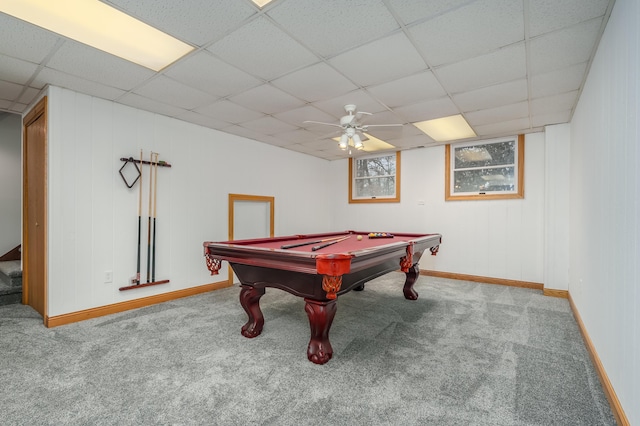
(543, 288, 569, 298)
(45, 280, 232, 328)
(420, 270, 543, 290)
(568, 294, 630, 426)
(228, 193, 275, 285)
(22, 96, 48, 319)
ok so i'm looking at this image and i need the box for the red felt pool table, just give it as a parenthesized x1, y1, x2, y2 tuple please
(203, 230, 441, 364)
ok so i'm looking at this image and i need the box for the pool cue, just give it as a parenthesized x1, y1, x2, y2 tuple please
(151, 152, 159, 282)
(146, 151, 154, 283)
(311, 235, 351, 251)
(136, 149, 143, 285)
(280, 235, 348, 249)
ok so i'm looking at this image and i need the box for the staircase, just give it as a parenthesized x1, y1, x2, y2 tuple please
(0, 245, 22, 305)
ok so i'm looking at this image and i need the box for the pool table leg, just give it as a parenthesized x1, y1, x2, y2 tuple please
(239, 285, 265, 338)
(403, 263, 420, 300)
(304, 298, 337, 365)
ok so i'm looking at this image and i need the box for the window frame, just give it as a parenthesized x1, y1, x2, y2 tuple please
(349, 151, 401, 204)
(445, 134, 524, 201)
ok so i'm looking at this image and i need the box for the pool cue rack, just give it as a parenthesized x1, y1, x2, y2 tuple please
(119, 152, 171, 291)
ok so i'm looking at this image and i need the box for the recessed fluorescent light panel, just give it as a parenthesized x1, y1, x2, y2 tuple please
(252, 0, 275, 7)
(0, 0, 194, 71)
(413, 114, 476, 142)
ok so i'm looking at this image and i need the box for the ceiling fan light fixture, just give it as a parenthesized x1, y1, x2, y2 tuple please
(339, 134, 349, 150)
(352, 133, 363, 150)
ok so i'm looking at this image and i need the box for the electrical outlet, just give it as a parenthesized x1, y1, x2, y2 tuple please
(104, 271, 113, 283)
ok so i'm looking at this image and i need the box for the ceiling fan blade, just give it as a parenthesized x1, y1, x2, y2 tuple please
(362, 123, 403, 128)
(303, 120, 343, 128)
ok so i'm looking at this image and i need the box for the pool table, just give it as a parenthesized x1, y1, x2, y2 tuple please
(203, 230, 441, 364)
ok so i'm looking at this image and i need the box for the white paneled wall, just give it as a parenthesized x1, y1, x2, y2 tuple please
(327, 133, 546, 284)
(544, 124, 571, 291)
(46, 86, 331, 317)
(569, 0, 639, 422)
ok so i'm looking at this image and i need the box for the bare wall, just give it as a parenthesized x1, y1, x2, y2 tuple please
(327, 133, 546, 284)
(569, 0, 639, 422)
(45, 86, 331, 317)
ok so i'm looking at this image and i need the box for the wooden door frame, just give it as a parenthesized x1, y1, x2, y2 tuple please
(228, 193, 274, 285)
(22, 96, 48, 320)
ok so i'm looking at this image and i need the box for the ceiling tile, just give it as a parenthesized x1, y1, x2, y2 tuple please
(272, 105, 338, 127)
(312, 90, 386, 117)
(194, 100, 264, 124)
(386, 0, 475, 26)
(270, 128, 320, 145)
(530, 91, 579, 115)
(528, 0, 611, 37)
(175, 110, 232, 131)
(328, 32, 427, 87)
(34, 68, 126, 100)
(0, 54, 39, 85)
(17, 87, 41, 105)
(117, 93, 188, 118)
(104, 0, 258, 47)
(531, 110, 572, 127)
(267, 0, 399, 57)
(207, 16, 318, 81)
(394, 96, 459, 123)
(228, 84, 305, 115)
(133, 75, 218, 110)
(46, 40, 155, 90)
(299, 138, 341, 151)
(0, 0, 613, 161)
(367, 71, 447, 108)
(409, 0, 524, 67)
(530, 63, 587, 99)
(465, 101, 529, 127)
(0, 80, 24, 101)
(221, 125, 279, 144)
(164, 51, 262, 98)
(436, 43, 526, 94)
(529, 18, 603, 75)
(271, 62, 358, 103)
(453, 79, 528, 112)
(0, 14, 62, 63)
(238, 116, 298, 135)
(473, 117, 531, 137)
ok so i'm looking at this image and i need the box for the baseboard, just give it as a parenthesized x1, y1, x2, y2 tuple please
(543, 288, 569, 298)
(45, 280, 233, 328)
(420, 270, 544, 290)
(568, 294, 630, 426)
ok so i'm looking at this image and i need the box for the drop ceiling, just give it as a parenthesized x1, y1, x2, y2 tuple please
(0, 0, 614, 160)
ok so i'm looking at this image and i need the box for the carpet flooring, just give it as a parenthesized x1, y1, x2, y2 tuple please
(0, 274, 615, 425)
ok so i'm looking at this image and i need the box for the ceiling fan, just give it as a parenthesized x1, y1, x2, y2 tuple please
(304, 104, 402, 151)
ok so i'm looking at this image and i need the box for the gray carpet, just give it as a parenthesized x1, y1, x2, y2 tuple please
(0, 274, 615, 425)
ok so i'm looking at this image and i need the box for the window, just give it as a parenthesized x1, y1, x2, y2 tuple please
(445, 135, 524, 201)
(349, 151, 400, 203)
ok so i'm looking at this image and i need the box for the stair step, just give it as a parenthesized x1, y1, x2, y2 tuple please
(0, 260, 22, 286)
